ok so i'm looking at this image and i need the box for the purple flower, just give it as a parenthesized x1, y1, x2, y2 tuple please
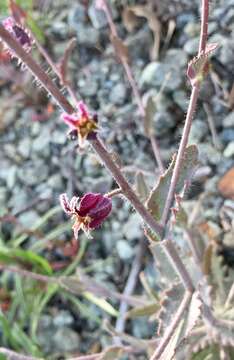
(60, 192, 112, 239)
(2, 17, 32, 54)
(61, 101, 98, 146)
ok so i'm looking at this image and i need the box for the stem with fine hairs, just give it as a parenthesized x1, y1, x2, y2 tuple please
(161, 0, 209, 228)
(100, 0, 164, 173)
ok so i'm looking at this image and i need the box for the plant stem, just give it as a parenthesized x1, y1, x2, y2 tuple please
(161, 85, 200, 226)
(199, 0, 209, 55)
(150, 291, 192, 360)
(161, 0, 209, 227)
(101, 0, 164, 173)
(0, 24, 74, 114)
(0, 348, 40, 360)
(91, 137, 163, 237)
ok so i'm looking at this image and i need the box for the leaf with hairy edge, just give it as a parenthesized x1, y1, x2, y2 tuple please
(125, 302, 160, 319)
(146, 145, 198, 222)
(156, 282, 184, 336)
(58, 38, 76, 84)
(144, 96, 156, 137)
(136, 171, 149, 202)
(150, 242, 179, 284)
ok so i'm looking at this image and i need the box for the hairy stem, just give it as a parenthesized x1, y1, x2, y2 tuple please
(91, 137, 163, 237)
(161, 0, 209, 227)
(0, 348, 40, 360)
(150, 291, 193, 360)
(101, 0, 164, 173)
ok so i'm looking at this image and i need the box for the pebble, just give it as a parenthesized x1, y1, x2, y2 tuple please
(116, 240, 134, 260)
(109, 83, 127, 105)
(140, 62, 182, 90)
(224, 141, 234, 158)
(18, 138, 32, 159)
(123, 214, 141, 240)
(76, 25, 99, 47)
(183, 37, 200, 54)
(223, 111, 234, 127)
(153, 111, 175, 135)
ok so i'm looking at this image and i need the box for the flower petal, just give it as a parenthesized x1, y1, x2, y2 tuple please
(78, 193, 102, 217)
(60, 193, 72, 214)
(88, 196, 112, 221)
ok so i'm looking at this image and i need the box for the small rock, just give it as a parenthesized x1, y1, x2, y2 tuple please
(18, 138, 32, 159)
(116, 240, 134, 260)
(109, 83, 127, 105)
(164, 49, 188, 68)
(183, 37, 200, 54)
(50, 130, 66, 145)
(123, 213, 141, 240)
(18, 211, 40, 228)
(53, 310, 74, 327)
(189, 119, 208, 143)
(88, 3, 108, 29)
(5, 166, 17, 189)
(53, 327, 80, 352)
(173, 90, 188, 111)
(76, 25, 99, 47)
(18, 162, 49, 186)
(32, 128, 51, 154)
(48, 174, 63, 190)
(140, 62, 182, 90)
(153, 111, 175, 135)
(224, 141, 234, 158)
(79, 77, 98, 97)
(223, 111, 234, 127)
(68, 4, 86, 29)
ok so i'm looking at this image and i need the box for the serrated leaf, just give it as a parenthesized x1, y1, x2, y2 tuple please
(150, 242, 179, 284)
(144, 96, 156, 137)
(147, 145, 198, 222)
(126, 302, 160, 319)
(136, 171, 149, 202)
(171, 194, 188, 227)
(157, 282, 184, 336)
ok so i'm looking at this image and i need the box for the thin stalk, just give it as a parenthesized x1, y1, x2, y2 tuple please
(161, 0, 209, 227)
(161, 86, 200, 226)
(0, 25, 74, 114)
(0, 348, 40, 360)
(101, 0, 164, 173)
(199, 0, 209, 55)
(91, 137, 163, 238)
(150, 291, 193, 360)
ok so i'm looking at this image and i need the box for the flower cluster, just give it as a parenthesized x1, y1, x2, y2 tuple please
(61, 101, 98, 146)
(2, 17, 32, 55)
(60, 192, 112, 239)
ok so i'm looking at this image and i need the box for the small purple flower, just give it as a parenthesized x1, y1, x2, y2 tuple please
(61, 101, 98, 146)
(2, 17, 32, 54)
(60, 192, 112, 239)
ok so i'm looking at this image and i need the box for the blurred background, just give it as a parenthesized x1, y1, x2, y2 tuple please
(0, 0, 233, 358)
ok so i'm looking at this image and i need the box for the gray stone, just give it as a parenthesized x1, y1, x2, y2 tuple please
(116, 240, 134, 260)
(189, 119, 209, 143)
(53, 327, 80, 352)
(88, 3, 108, 29)
(123, 213, 141, 240)
(221, 129, 234, 143)
(50, 130, 66, 145)
(219, 38, 234, 67)
(18, 211, 40, 228)
(9, 189, 29, 214)
(18, 138, 32, 159)
(223, 111, 234, 127)
(48, 174, 63, 190)
(224, 141, 234, 158)
(183, 37, 200, 55)
(5, 166, 17, 189)
(32, 128, 51, 154)
(199, 144, 222, 165)
(164, 49, 188, 68)
(140, 62, 182, 90)
(153, 111, 175, 135)
(68, 5, 86, 29)
(18, 162, 49, 186)
(53, 310, 73, 327)
(109, 83, 127, 105)
(76, 25, 99, 47)
(184, 22, 200, 37)
(173, 90, 188, 111)
(79, 77, 98, 97)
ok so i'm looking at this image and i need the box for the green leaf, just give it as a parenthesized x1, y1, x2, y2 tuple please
(150, 242, 179, 284)
(83, 292, 119, 317)
(125, 302, 160, 319)
(0, 246, 52, 275)
(136, 171, 149, 202)
(146, 145, 198, 221)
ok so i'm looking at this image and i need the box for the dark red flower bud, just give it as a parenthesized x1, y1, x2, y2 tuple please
(2, 17, 32, 54)
(59, 192, 112, 239)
